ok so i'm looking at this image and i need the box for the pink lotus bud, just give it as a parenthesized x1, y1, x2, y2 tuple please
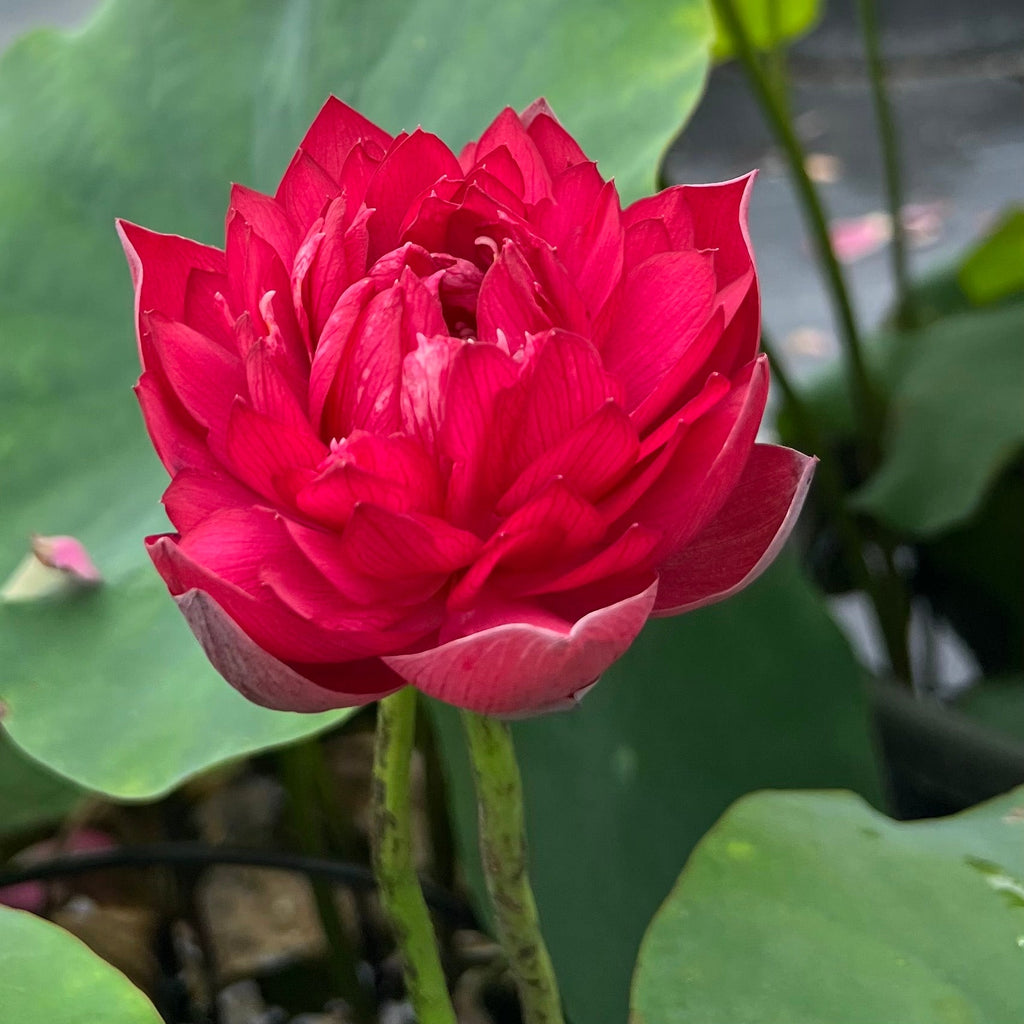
(117, 98, 814, 716)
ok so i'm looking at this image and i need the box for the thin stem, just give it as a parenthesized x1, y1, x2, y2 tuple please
(0, 842, 475, 926)
(857, 0, 916, 329)
(765, 0, 790, 114)
(278, 739, 373, 1020)
(762, 332, 911, 681)
(461, 711, 563, 1024)
(370, 688, 457, 1024)
(712, 0, 882, 451)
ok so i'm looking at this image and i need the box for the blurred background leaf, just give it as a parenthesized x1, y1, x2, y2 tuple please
(0, 906, 162, 1023)
(958, 207, 1024, 306)
(711, 0, 822, 60)
(0, 0, 713, 796)
(852, 303, 1024, 535)
(433, 555, 883, 1024)
(631, 785, 1024, 1023)
(0, 733, 83, 837)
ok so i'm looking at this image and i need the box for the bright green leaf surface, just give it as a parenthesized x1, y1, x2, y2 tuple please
(0, 732, 83, 836)
(0, 907, 162, 1023)
(631, 786, 1024, 1023)
(958, 207, 1024, 306)
(712, 0, 821, 60)
(0, 0, 712, 796)
(853, 304, 1024, 536)
(433, 556, 882, 1024)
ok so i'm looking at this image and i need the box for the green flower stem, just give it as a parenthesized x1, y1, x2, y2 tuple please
(460, 710, 564, 1024)
(711, 0, 882, 454)
(857, 0, 916, 329)
(371, 688, 456, 1024)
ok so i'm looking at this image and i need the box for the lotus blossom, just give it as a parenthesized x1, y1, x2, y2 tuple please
(119, 97, 813, 716)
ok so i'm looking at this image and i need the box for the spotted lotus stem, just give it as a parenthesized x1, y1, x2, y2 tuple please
(461, 710, 564, 1024)
(370, 687, 456, 1024)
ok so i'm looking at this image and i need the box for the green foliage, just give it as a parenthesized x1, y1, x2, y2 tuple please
(0, 733, 83, 837)
(711, 0, 821, 60)
(957, 677, 1024, 746)
(433, 556, 882, 1024)
(631, 786, 1024, 1023)
(0, 907, 162, 1023)
(958, 207, 1024, 307)
(853, 304, 1024, 536)
(0, 0, 713, 796)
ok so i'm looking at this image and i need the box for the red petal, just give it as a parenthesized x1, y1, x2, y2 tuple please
(117, 220, 225, 366)
(476, 242, 552, 347)
(228, 184, 301, 268)
(621, 187, 696, 256)
(162, 469, 261, 533)
(513, 330, 623, 470)
(294, 433, 442, 529)
(474, 107, 552, 203)
(599, 251, 718, 412)
(341, 504, 481, 579)
(298, 200, 373, 342)
(654, 445, 815, 614)
(144, 313, 245, 448)
(286, 97, 391, 184)
(383, 579, 658, 715)
(183, 268, 235, 349)
(224, 399, 328, 502)
(497, 400, 638, 514)
(624, 356, 770, 553)
(276, 150, 340, 229)
(308, 277, 376, 429)
(623, 218, 673, 267)
(440, 342, 520, 524)
(630, 307, 727, 436)
(135, 372, 217, 476)
(518, 523, 662, 596)
(449, 480, 606, 608)
(244, 336, 309, 431)
(683, 172, 757, 286)
(401, 333, 463, 448)
(521, 100, 589, 175)
(173, 587, 402, 712)
(365, 130, 462, 260)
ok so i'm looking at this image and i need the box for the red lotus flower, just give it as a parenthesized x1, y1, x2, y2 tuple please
(119, 98, 813, 716)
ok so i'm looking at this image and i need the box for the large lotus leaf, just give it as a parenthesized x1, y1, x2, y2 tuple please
(853, 304, 1024, 536)
(712, 0, 821, 61)
(631, 786, 1024, 1023)
(0, 906, 162, 1023)
(0, 0, 713, 797)
(0, 732, 82, 838)
(431, 555, 883, 1024)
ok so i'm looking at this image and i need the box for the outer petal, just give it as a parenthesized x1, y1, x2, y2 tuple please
(117, 219, 226, 366)
(384, 579, 658, 714)
(654, 445, 816, 615)
(521, 98, 589, 175)
(286, 96, 391, 183)
(473, 107, 552, 203)
(175, 588, 402, 712)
